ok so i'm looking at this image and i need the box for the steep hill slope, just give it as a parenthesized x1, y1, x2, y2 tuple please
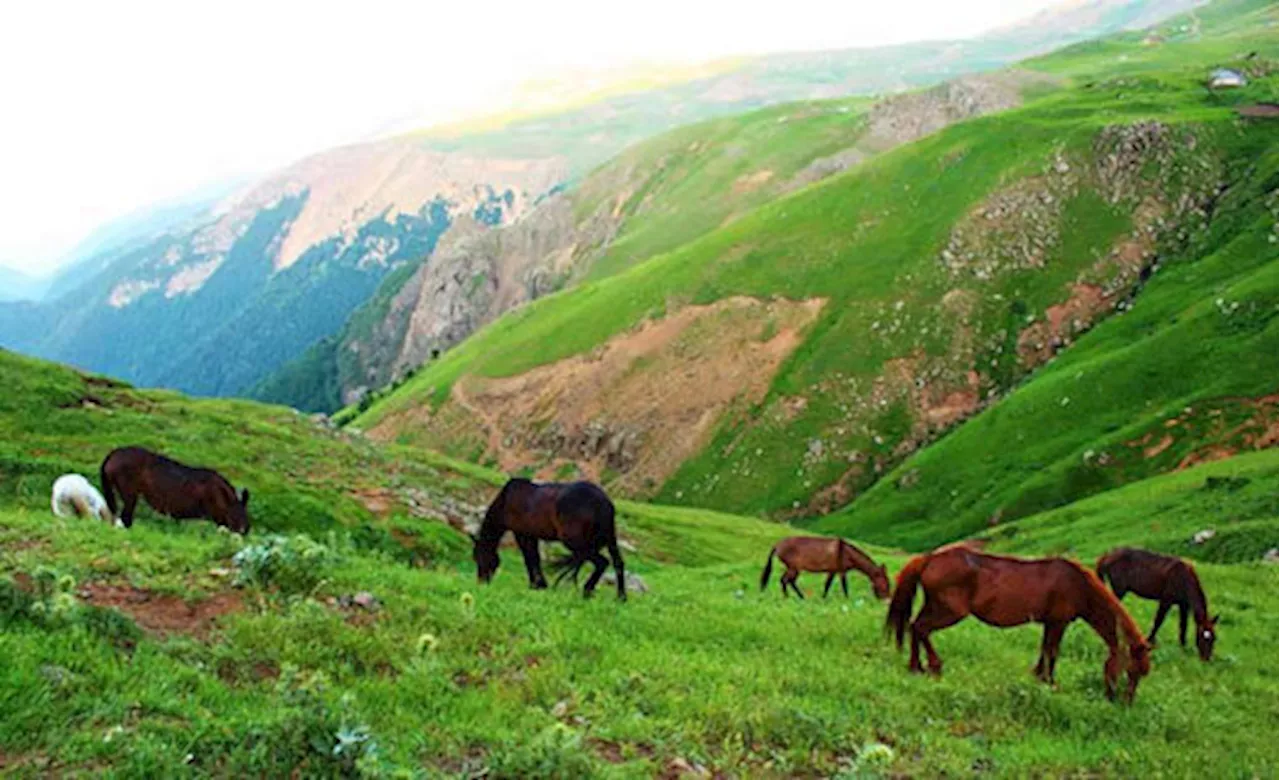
(353, 0, 1277, 527)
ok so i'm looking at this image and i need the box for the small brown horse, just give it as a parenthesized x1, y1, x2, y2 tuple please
(887, 546, 1151, 701)
(472, 478, 626, 600)
(1096, 547, 1218, 661)
(100, 447, 250, 535)
(760, 536, 891, 599)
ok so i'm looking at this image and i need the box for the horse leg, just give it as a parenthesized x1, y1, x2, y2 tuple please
(1148, 600, 1172, 645)
(120, 492, 139, 529)
(582, 552, 610, 598)
(1178, 603, 1188, 646)
(911, 595, 966, 676)
(785, 569, 805, 600)
(1035, 622, 1067, 684)
(607, 540, 627, 602)
(823, 573, 835, 598)
(840, 571, 849, 598)
(516, 534, 547, 589)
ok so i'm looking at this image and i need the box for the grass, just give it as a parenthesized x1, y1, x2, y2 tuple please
(2, 347, 1277, 776)
(2, 471, 1276, 777)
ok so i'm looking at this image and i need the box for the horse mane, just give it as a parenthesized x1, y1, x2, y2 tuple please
(1065, 558, 1147, 648)
(478, 478, 531, 544)
(839, 539, 879, 575)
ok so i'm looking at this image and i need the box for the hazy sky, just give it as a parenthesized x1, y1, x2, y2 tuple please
(0, 0, 1060, 275)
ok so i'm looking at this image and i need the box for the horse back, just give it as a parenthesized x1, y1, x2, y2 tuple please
(104, 446, 233, 519)
(1100, 547, 1183, 599)
(774, 536, 844, 572)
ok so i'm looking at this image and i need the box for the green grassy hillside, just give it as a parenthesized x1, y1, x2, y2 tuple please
(1, 356, 1275, 775)
(354, 0, 1277, 528)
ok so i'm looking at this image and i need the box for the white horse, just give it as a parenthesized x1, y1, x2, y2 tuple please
(51, 474, 114, 524)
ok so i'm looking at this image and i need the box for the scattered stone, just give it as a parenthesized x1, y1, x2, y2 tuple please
(601, 571, 649, 594)
(335, 591, 381, 611)
(1264, 548, 1278, 564)
(1191, 529, 1216, 545)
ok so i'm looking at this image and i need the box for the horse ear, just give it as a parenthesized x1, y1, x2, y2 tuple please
(1212, 613, 1220, 625)
(240, 488, 250, 506)
(467, 532, 477, 543)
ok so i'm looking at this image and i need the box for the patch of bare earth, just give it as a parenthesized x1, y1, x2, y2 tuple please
(730, 169, 774, 195)
(79, 583, 243, 639)
(383, 297, 824, 496)
(1121, 394, 1279, 469)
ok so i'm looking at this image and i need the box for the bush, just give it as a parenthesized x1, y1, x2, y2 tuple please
(233, 535, 338, 595)
(487, 723, 598, 779)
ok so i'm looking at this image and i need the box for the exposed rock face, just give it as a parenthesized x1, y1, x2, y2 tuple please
(785, 70, 1060, 193)
(9, 133, 570, 402)
(205, 140, 567, 272)
(395, 194, 601, 378)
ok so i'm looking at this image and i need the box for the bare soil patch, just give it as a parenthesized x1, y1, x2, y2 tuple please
(441, 296, 825, 495)
(79, 582, 243, 639)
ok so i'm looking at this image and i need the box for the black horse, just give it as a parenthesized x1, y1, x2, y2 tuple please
(471, 478, 626, 600)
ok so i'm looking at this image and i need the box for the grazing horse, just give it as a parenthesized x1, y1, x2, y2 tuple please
(1096, 547, 1218, 661)
(51, 474, 114, 525)
(760, 536, 891, 600)
(472, 478, 626, 600)
(99, 447, 250, 535)
(887, 546, 1151, 702)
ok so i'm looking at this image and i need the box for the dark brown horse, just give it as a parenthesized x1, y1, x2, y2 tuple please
(1096, 547, 1218, 661)
(887, 546, 1151, 701)
(472, 478, 626, 600)
(760, 536, 891, 600)
(100, 447, 250, 535)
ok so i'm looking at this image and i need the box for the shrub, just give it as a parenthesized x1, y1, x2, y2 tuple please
(233, 535, 337, 595)
(487, 723, 597, 779)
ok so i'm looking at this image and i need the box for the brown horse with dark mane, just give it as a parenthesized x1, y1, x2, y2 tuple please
(760, 536, 891, 600)
(472, 478, 626, 600)
(887, 545, 1151, 701)
(1096, 547, 1218, 661)
(100, 447, 250, 535)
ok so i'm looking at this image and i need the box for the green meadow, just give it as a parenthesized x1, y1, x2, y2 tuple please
(2, 350, 1277, 777)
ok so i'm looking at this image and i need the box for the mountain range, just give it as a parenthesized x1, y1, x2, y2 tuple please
(1, 0, 1207, 403)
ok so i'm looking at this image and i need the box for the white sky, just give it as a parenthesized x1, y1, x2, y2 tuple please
(0, 0, 1060, 275)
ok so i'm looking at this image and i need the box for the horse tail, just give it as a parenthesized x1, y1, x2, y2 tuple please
(760, 547, 777, 591)
(99, 460, 117, 516)
(886, 554, 928, 649)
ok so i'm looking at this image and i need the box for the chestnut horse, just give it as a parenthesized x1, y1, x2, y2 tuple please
(471, 478, 626, 600)
(887, 546, 1151, 701)
(1096, 547, 1218, 661)
(100, 447, 250, 535)
(760, 536, 891, 599)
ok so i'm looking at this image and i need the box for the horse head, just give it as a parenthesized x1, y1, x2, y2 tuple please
(471, 533, 500, 583)
(1195, 614, 1219, 662)
(871, 563, 892, 600)
(217, 486, 251, 535)
(1124, 638, 1152, 703)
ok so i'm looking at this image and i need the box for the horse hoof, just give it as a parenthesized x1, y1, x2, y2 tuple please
(908, 664, 926, 675)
